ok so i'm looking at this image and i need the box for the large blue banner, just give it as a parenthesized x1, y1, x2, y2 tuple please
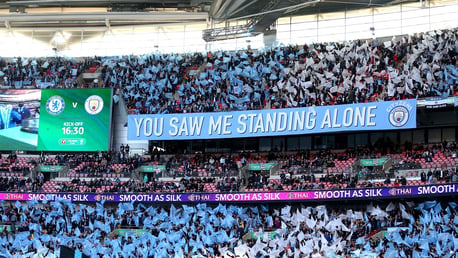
(128, 99, 416, 140)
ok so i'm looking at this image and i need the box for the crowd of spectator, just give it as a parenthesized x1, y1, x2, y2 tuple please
(1, 29, 456, 116)
(0, 57, 99, 88)
(0, 177, 37, 192)
(0, 19, 457, 258)
(0, 142, 451, 194)
(42, 151, 142, 169)
(0, 153, 25, 172)
(39, 151, 143, 178)
(0, 198, 456, 257)
(100, 28, 457, 114)
(247, 170, 440, 192)
(51, 176, 240, 194)
(156, 153, 240, 178)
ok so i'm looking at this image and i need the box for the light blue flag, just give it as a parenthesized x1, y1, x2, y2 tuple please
(32, 238, 43, 250)
(250, 207, 259, 214)
(237, 94, 251, 104)
(384, 248, 398, 258)
(375, 240, 384, 252)
(202, 232, 214, 246)
(196, 203, 207, 211)
(125, 201, 134, 211)
(423, 201, 437, 209)
(0, 249, 12, 257)
(355, 236, 365, 245)
(253, 92, 261, 101)
(96, 202, 105, 217)
(40, 234, 51, 242)
(443, 253, 453, 258)
(12, 237, 32, 250)
(103, 221, 111, 233)
(325, 249, 338, 258)
(429, 229, 439, 243)
(416, 202, 425, 211)
(434, 203, 442, 214)
(56, 217, 65, 232)
(71, 212, 81, 223)
(405, 235, 415, 246)
(190, 239, 204, 254)
(221, 215, 235, 228)
(445, 206, 451, 216)
(433, 212, 442, 223)
(420, 211, 431, 225)
(157, 247, 169, 258)
(170, 204, 178, 217)
(436, 239, 444, 256)
(158, 231, 167, 240)
(75, 227, 81, 237)
(438, 232, 451, 243)
(94, 220, 110, 233)
(86, 206, 95, 214)
(409, 214, 415, 225)
(262, 65, 272, 74)
(14, 200, 21, 210)
(133, 214, 140, 227)
(363, 241, 371, 250)
(66, 216, 72, 232)
(412, 249, 421, 258)
(143, 216, 154, 229)
(51, 199, 63, 212)
(215, 230, 230, 244)
(158, 221, 171, 230)
(29, 223, 41, 232)
(66, 201, 75, 213)
(117, 205, 125, 217)
(214, 203, 226, 214)
(399, 249, 407, 258)
(453, 235, 458, 252)
(419, 239, 429, 251)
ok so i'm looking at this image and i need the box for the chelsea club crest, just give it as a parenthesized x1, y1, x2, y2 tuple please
(46, 96, 65, 115)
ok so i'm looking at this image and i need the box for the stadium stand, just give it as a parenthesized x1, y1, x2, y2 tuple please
(1, 29, 456, 115)
(95, 28, 458, 114)
(0, 199, 456, 257)
(0, 4, 456, 257)
(0, 57, 98, 89)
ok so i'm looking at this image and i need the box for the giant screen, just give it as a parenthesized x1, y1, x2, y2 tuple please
(0, 88, 112, 151)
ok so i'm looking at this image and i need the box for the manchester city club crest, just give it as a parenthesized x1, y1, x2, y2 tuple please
(388, 106, 409, 127)
(85, 95, 104, 115)
(46, 96, 65, 115)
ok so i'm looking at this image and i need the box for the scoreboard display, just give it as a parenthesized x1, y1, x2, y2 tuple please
(0, 88, 112, 151)
(37, 88, 112, 151)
